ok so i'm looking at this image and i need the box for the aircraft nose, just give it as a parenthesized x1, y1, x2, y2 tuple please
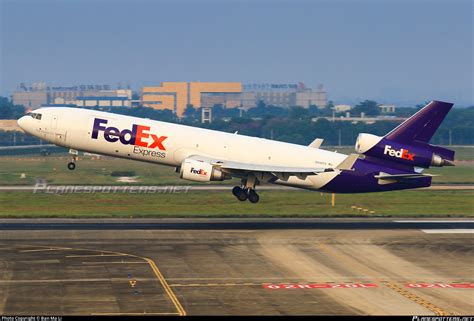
(17, 115, 32, 133)
(17, 116, 27, 129)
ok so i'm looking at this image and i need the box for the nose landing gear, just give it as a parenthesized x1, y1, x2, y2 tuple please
(232, 176, 260, 203)
(67, 149, 79, 170)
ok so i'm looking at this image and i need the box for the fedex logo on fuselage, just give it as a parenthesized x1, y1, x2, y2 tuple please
(383, 145, 415, 161)
(91, 118, 167, 151)
(190, 167, 207, 176)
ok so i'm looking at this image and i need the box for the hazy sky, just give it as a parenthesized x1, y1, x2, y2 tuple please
(1, 0, 472, 105)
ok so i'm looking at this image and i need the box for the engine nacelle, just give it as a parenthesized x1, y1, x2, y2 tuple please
(179, 158, 231, 182)
(355, 133, 454, 168)
(355, 133, 383, 154)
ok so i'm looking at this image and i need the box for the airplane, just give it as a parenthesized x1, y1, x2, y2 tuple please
(17, 100, 455, 203)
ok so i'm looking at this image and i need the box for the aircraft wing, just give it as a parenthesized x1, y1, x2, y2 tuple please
(220, 160, 329, 174)
(0, 144, 56, 151)
(186, 153, 359, 180)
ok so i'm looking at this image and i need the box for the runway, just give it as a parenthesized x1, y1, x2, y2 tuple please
(0, 218, 473, 230)
(0, 219, 473, 315)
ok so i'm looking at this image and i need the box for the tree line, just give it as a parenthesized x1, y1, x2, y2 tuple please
(0, 96, 473, 146)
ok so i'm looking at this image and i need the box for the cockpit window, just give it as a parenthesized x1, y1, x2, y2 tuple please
(25, 112, 42, 120)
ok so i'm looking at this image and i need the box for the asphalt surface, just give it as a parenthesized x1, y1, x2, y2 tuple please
(0, 218, 473, 230)
(0, 219, 472, 315)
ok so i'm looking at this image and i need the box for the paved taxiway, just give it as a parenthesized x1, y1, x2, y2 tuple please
(0, 219, 472, 315)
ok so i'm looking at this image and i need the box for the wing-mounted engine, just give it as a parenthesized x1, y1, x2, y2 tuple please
(355, 133, 454, 168)
(179, 158, 231, 182)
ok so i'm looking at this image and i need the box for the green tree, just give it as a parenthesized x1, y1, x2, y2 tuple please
(183, 105, 199, 121)
(0, 97, 25, 119)
(352, 100, 380, 117)
(289, 106, 309, 120)
(256, 100, 266, 109)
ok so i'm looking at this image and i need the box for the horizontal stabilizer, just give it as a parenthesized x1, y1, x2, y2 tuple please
(375, 172, 437, 184)
(374, 173, 437, 179)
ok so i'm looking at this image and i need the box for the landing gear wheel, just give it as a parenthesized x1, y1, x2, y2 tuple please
(237, 188, 248, 201)
(68, 149, 79, 171)
(248, 189, 259, 203)
(232, 186, 242, 197)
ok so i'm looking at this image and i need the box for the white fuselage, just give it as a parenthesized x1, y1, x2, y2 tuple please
(18, 107, 348, 190)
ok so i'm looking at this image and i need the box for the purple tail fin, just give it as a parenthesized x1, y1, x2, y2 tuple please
(385, 101, 453, 144)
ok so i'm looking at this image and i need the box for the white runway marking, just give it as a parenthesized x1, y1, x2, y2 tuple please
(421, 229, 474, 234)
(395, 220, 474, 223)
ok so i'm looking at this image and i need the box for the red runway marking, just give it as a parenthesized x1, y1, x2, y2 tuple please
(405, 283, 474, 289)
(263, 283, 378, 290)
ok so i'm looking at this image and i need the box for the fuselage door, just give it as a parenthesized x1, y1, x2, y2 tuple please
(51, 115, 58, 129)
(49, 115, 66, 145)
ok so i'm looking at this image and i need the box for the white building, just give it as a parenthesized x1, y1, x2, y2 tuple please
(75, 96, 131, 107)
(378, 104, 396, 113)
(334, 104, 352, 113)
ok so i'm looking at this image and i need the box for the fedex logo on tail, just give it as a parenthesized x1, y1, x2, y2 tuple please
(91, 118, 167, 150)
(384, 145, 415, 161)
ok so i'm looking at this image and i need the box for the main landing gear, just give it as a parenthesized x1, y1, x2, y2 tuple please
(67, 149, 78, 170)
(232, 176, 260, 203)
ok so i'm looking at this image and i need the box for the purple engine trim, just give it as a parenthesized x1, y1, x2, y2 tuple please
(320, 158, 431, 193)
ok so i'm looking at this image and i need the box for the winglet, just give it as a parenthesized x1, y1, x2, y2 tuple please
(309, 138, 324, 149)
(336, 153, 359, 170)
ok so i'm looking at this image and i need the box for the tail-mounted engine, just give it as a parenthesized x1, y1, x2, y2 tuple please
(355, 133, 455, 168)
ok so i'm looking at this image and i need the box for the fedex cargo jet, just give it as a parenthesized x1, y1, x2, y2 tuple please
(17, 101, 455, 203)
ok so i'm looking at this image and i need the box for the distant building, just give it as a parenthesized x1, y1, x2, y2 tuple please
(12, 83, 131, 110)
(242, 83, 327, 109)
(378, 104, 396, 113)
(292, 90, 327, 109)
(141, 82, 242, 117)
(75, 96, 131, 107)
(13, 91, 48, 110)
(201, 107, 212, 124)
(334, 104, 352, 113)
(201, 93, 241, 109)
(240, 92, 257, 109)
